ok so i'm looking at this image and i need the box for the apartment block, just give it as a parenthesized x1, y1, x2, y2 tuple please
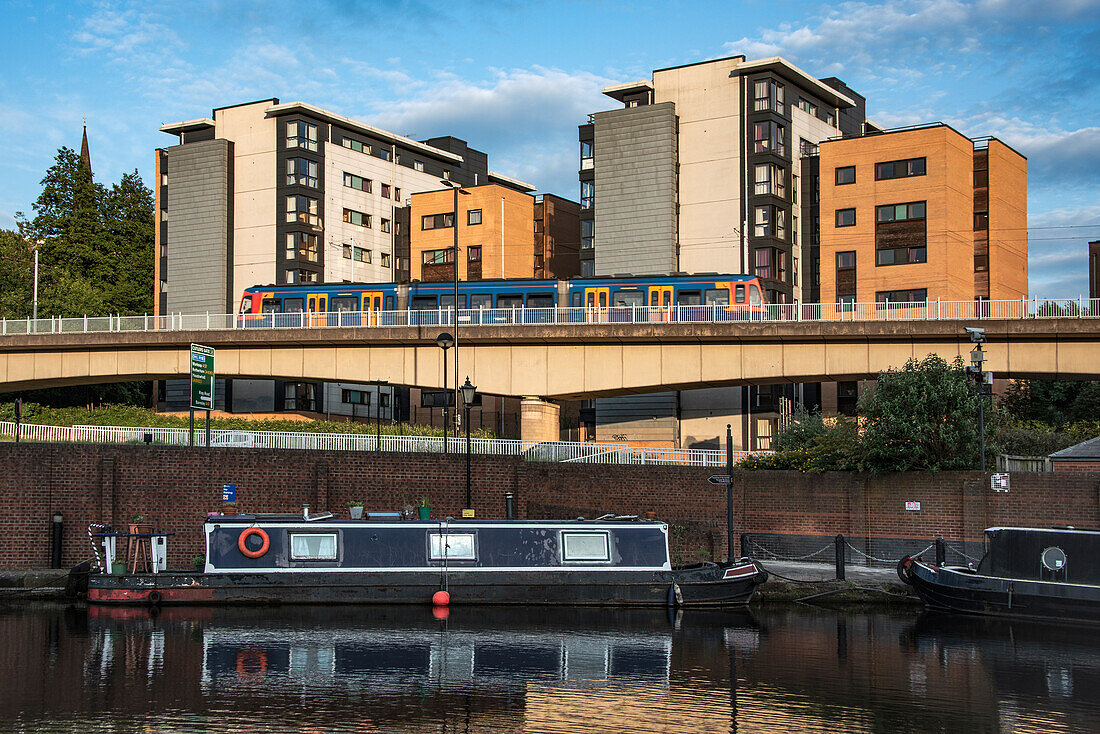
(578, 55, 874, 450)
(818, 124, 1028, 307)
(154, 99, 524, 416)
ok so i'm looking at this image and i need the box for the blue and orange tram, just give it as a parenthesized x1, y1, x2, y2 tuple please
(237, 274, 766, 326)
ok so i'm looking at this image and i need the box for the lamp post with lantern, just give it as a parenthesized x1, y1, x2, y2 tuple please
(460, 376, 477, 516)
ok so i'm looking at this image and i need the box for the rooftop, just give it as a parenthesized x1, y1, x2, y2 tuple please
(1050, 436, 1100, 461)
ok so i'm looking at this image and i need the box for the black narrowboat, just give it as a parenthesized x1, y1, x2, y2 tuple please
(899, 526, 1100, 623)
(87, 514, 767, 607)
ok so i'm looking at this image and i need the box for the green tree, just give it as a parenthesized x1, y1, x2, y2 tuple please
(102, 170, 155, 314)
(1001, 379, 1086, 427)
(1069, 382, 1100, 423)
(0, 230, 33, 318)
(857, 354, 984, 473)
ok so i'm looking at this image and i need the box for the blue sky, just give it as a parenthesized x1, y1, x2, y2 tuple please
(1, 0, 1097, 297)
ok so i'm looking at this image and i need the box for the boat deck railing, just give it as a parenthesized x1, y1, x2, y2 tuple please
(0, 421, 757, 467)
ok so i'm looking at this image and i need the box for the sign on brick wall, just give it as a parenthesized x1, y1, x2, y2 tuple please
(190, 344, 215, 410)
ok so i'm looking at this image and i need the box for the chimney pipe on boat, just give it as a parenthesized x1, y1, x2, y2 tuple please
(302, 504, 309, 520)
(504, 492, 515, 520)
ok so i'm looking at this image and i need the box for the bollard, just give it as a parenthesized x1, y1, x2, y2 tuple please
(740, 533, 749, 560)
(50, 512, 63, 569)
(835, 534, 846, 581)
(504, 492, 515, 520)
(935, 536, 946, 566)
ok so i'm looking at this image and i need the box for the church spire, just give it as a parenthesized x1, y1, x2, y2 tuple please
(79, 117, 92, 180)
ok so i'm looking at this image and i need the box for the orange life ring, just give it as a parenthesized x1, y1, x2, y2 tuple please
(236, 646, 268, 680)
(238, 527, 270, 558)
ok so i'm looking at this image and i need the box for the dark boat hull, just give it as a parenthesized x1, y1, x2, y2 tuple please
(902, 558, 1100, 624)
(87, 562, 766, 608)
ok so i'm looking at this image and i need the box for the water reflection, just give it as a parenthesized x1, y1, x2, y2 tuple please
(1, 603, 1098, 733)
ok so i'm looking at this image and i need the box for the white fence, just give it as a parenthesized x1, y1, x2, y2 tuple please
(2, 297, 1098, 336)
(0, 421, 748, 467)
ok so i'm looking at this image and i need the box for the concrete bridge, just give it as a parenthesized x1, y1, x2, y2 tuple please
(2, 318, 1098, 438)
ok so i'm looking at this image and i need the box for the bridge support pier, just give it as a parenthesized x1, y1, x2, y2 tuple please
(520, 397, 560, 443)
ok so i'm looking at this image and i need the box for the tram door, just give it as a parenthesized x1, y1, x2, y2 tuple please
(647, 285, 673, 322)
(361, 291, 383, 325)
(307, 293, 328, 326)
(584, 287, 609, 323)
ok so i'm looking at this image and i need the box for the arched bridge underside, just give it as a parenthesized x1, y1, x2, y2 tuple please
(2, 320, 1098, 399)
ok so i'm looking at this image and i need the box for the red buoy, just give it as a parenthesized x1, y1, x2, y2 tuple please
(432, 590, 450, 606)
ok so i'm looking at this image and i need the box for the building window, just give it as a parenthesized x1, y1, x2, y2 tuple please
(468, 246, 482, 262)
(286, 121, 318, 152)
(442, 170, 450, 180)
(413, 160, 425, 172)
(342, 389, 370, 405)
(380, 218, 391, 233)
(876, 288, 928, 304)
(343, 208, 371, 228)
(835, 208, 856, 227)
(974, 170, 989, 188)
(754, 248, 787, 281)
(380, 253, 391, 267)
(835, 166, 855, 185)
(423, 248, 454, 265)
(286, 158, 318, 188)
(342, 244, 352, 259)
(797, 98, 817, 116)
(381, 183, 391, 199)
(353, 247, 370, 263)
(581, 219, 594, 249)
(581, 260, 594, 276)
(876, 247, 927, 266)
(467, 209, 482, 225)
(754, 163, 786, 197)
(753, 121, 786, 156)
(581, 180, 594, 209)
(754, 205, 787, 239)
(876, 201, 926, 223)
(378, 148, 391, 162)
(975, 253, 989, 272)
(343, 172, 371, 193)
(800, 138, 818, 157)
(342, 137, 370, 155)
(753, 78, 785, 113)
(825, 111, 836, 126)
(836, 251, 856, 270)
(286, 195, 320, 226)
(394, 187, 401, 202)
(421, 213, 455, 230)
(285, 232, 319, 262)
(974, 211, 989, 230)
(875, 157, 926, 180)
(580, 140, 593, 169)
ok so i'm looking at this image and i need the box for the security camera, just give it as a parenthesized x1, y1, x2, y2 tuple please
(964, 327, 985, 343)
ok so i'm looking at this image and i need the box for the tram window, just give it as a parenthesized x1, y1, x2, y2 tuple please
(749, 285, 762, 306)
(676, 291, 701, 306)
(411, 296, 437, 310)
(586, 292, 595, 308)
(662, 290, 671, 307)
(497, 295, 523, 309)
(384, 295, 395, 310)
(261, 298, 280, 314)
(704, 289, 730, 306)
(289, 533, 337, 561)
(571, 292, 582, 307)
(527, 294, 555, 308)
(561, 532, 610, 562)
(240, 298, 253, 314)
(429, 532, 476, 560)
(440, 294, 467, 309)
(470, 294, 492, 309)
(735, 285, 746, 304)
(284, 298, 305, 313)
(614, 291, 644, 307)
(599, 292, 607, 308)
(650, 291, 659, 306)
(332, 296, 358, 312)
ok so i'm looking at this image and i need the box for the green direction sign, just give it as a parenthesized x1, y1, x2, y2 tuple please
(190, 344, 215, 410)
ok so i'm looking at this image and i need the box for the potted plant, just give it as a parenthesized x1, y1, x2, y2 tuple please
(417, 497, 431, 521)
(128, 513, 151, 534)
(222, 502, 238, 516)
(348, 500, 364, 520)
(192, 555, 206, 572)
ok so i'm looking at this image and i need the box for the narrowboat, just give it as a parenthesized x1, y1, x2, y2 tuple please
(87, 513, 767, 607)
(899, 527, 1100, 623)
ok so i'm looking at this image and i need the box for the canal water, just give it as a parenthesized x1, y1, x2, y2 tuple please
(2, 603, 1097, 733)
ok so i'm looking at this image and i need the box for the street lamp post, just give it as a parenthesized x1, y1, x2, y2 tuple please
(436, 332, 454, 453)
(460, 376, 477, 515)
(966, 327, 988, 471)
(440, 179, 471, 433)
(374, 380, 388, 452)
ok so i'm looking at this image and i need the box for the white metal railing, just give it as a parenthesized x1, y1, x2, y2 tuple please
(0, 422, 755, 467)
(2, 297, 1098, 337)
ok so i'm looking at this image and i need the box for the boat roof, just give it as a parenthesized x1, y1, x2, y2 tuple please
(206, 516, 663, 526)
(986, 526, 1100, 535)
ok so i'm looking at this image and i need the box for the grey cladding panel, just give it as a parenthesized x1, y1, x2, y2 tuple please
(166, 140, 232, 315)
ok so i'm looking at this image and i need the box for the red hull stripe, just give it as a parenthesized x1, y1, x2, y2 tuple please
(723, 566, 757, 580)
(88, 587, 216, 603)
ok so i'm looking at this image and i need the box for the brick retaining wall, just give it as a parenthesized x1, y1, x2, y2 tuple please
(1, 443, 1097, 569)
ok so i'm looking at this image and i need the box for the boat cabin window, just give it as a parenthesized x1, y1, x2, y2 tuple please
(561, 531, 610, 562)
(704, 288, 730, 306)
(613, 290, 644, 307)
(527, 293, 555, 308)
(289, 533, 337, 560)
(497, 294, 523, 309)
(470, 293, 492, 309)
(676, 290, 701, 306)
(429, 532, 476, 560)
(284, 298, 305, 313)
